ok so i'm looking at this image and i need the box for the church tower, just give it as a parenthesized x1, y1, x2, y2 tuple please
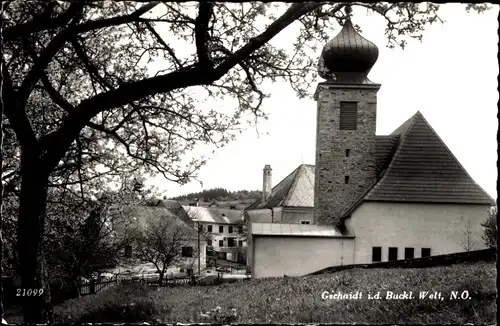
(314, 6, 380, 225)
(262, 164, 272, 203)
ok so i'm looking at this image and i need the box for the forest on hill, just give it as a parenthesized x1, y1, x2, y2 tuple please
(170, 188, 262, 202)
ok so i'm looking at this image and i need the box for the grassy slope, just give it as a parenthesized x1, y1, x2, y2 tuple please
(54, 261, 496, 324)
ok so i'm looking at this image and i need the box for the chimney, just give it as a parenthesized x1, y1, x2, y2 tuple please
(262, 164, 272, 202)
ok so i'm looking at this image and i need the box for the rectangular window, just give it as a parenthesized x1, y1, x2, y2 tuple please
(207, 239, 212, 246)
(228, 238, 235, 247)
(238, 240, 243, 247)
(340, 101, 358, 130)
(219, 225, 224, 233)
(372, 247, 382, 262)
(404, 247, 414, 259)
(388, 247, 398, 261)
(300, 220, 311, 225)
(345, 176, 350, 184)
(421, 248, 431, 257)
(238, 226, 243, 233)
(346, 149, 351, 157)
(219, 240, 223, 247)
(181, 246, 193, 258)
(229, 226, 233, 233)
(207, 225, 212, 232)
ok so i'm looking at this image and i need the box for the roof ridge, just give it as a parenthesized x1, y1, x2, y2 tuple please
(271, 165, 301, 194)
(366, 111, 419, 199)
(390, 111, 418, 136)
(417, 114, 495, 203)
(282, 165, 304, 206)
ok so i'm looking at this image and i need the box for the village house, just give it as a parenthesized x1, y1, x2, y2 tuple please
(182, 205, 246, 263)
(116, 204, 207, 274)
(245, 14, 494, 278)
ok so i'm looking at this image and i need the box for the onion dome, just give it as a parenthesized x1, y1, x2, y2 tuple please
(318, 10, 379, 83)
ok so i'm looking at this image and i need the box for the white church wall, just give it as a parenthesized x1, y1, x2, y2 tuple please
(252, 235, 354, 278)
(346, 202, 490, 264)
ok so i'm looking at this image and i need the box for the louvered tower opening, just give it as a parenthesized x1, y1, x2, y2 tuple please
(340, 101, 358, 130)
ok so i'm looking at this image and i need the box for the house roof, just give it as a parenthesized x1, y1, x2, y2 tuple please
(247, 111, 493, 212)
(128, 205, 198, 237)
(155, 199, 195, 227)
(364, 111, 494, 204)
(251, 222, 351, 238)
(247, 136, 400, 210)
(246, 164, 316, 210)
(182, 206, 244, 225)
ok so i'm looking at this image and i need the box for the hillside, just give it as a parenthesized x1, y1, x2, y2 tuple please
(170, 188, 262, 203)
(54, 261, 496, 324)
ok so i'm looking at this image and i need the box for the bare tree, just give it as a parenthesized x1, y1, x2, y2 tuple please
(0, 1, 491, 322)
(128, 207, 207, 286)
(460, 221, 476, 252)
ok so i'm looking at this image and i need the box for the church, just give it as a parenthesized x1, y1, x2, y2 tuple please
(245, 11, 494, 279)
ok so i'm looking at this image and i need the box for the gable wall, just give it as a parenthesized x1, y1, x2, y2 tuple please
(282, 207, 314, 224)
(346, 202, 490, 264)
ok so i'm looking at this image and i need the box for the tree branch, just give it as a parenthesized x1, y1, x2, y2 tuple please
(212, 2, 324, 80)
(2, 1, 83, 42)
(71, 2, 162, 36)
(17, 8, 84, 116)
(142, 22, 183, 69)
(0, 59, 38, 150)
(38, 2, 328, 174)
(195, 2, 214, 68)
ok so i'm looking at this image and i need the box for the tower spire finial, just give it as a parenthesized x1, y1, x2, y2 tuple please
(317, 3, 379, 83)
(345, 5, 352, 19)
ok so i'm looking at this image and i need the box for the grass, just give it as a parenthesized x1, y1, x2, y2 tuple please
(53, 261, 496, 324)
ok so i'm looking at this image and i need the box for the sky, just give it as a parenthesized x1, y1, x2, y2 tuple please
(147, 3, 499, 200)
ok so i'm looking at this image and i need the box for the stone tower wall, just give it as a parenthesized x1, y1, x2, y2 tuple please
(314, 83, 380, 225)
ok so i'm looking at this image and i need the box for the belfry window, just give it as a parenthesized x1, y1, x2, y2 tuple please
(345, 176, 350, 184)
(340, 102, 358, 130)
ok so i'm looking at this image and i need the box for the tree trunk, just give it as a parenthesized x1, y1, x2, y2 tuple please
(158, 272, 164, 287)
(17, 156, 51, 324)
(70, 278, 81, 299)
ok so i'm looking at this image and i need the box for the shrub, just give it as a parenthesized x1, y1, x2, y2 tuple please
(481, 208, 497, 248)
(199, 305, 238, 323)
(53, 282, 167, 323)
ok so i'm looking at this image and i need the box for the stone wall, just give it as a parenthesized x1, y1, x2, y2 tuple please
(314, 82, 380, 225)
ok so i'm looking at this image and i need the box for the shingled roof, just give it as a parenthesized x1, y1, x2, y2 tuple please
(247, 111, 493, 211)
(365, 111, 494, 204)
(246, 164, 316, 210)
(182, 206, 244, 225)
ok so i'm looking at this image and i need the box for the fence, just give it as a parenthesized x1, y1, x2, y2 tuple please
(79, 276, 118, 296)
(128, 274, 196, 287)
(310, 248, 497, 276)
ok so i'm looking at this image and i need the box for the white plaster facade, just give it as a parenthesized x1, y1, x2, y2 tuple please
(345, 202, 489, 264)
(201, 221, 246, 261)
(249, 202, 490, 278)
(252, 235, 354, 278)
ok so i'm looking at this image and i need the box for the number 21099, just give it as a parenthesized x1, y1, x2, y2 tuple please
(16, 289, 44, 296)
